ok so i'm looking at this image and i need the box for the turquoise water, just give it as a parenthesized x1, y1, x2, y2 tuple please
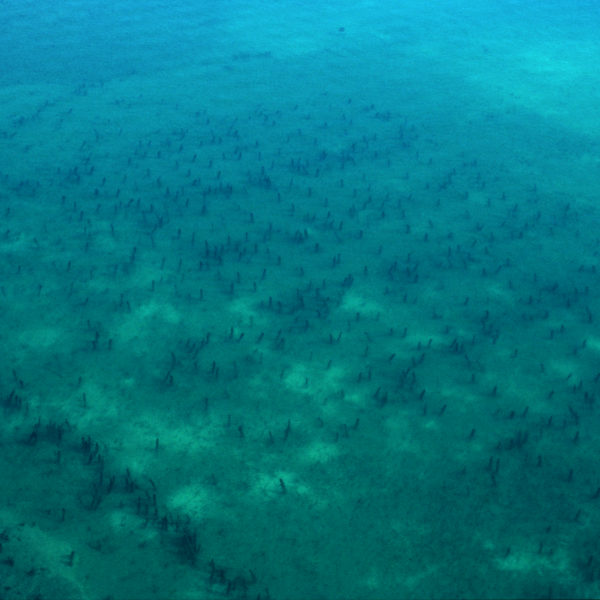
(1, 0, 600, 598)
